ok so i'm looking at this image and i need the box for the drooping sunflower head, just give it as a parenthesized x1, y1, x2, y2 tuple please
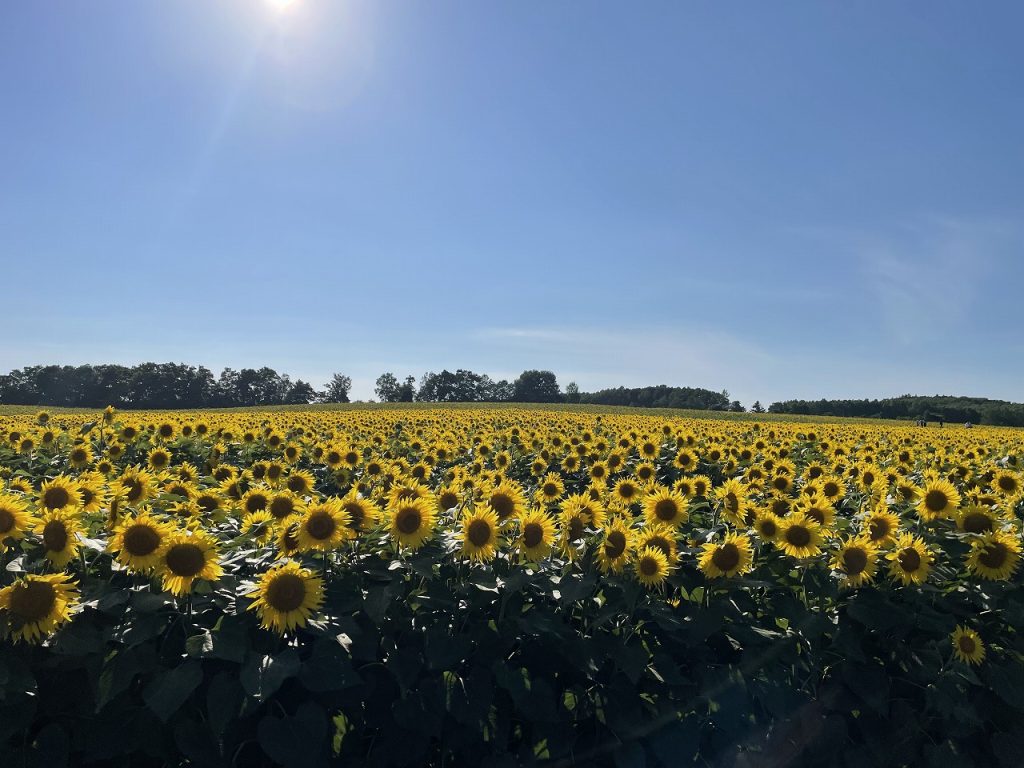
(0, 573, 79, 644)
(247, 560, 325, 634)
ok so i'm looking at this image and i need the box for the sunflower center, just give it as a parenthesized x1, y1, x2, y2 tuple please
(396, 508, 422, 534)
(786, 525, 811, 548)
(523, 522, 544, 549)
(898, 547, 921, 573)
(998, 476, 1017, 492)
(639, 556, 659, 577)
(805, 508, 825, 525)
(124, 524, 161, 556)
(490, 493, 514, 518)
(269, 497, 294, 519)
(125, 480, 144, 502)
(868, 519, 890, 540)
(265, 573, 307, 613)
(619, 485, 636, 500)
(542, 483, 558, 497)
(842, 547, 868, 575)
(712, 543, 740, 572)
(724, 493, 739, 514)
(654, 499, 678, 522)
(0, 508, 15, 534)
(344, 503, 365, 529)
(604, 530, 627, 559)
(823, 482, 839, 497)
(924, 490, 949, 512)
(246, 495, 268, 513)
(979, 543, 1008, 569)
(9, 580, 57, 622)
(42, 520, 69, 552)
(759, 519, 777, 537)
(43, 486, 71, 510)
(568, 517, 585, 540)
(963, 512, 992, 534)
(958, 635, 977, 654)
(287, 477, 308, 493)
(165, 543, 207, 577)
(647, 536, 671, 558)
(467, 519, 492, 547)
(439, 492, 459, 510)
(306, 512, 336, 541)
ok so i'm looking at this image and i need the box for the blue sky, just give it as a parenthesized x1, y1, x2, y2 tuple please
(2, 2, 1022, 406)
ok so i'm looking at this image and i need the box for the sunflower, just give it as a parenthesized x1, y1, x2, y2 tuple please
(636, 523, 678, 563)
(0, 492, 34, 550)
(485, 480, 527, 520)
(862, 507, 901, 546)
(76, 473, 109, 514)
(296, 499, 352, 552)
(435, 484, 462, 513)
(956, 505, 1000, 534)
(674, 449, 698, 472)
(777, 514, 824, 559)
(991, 469, 1021, 498)
(241, 510, 276, 544)
(67, 444, 92, 469)
(0, 573, 79, 644)
(597, 517, 634, 574)
(642, 487, 689, 528)
(560, 494, 606, 542)
(887, 533, 933, 586)
(634, 546, 671, 588)
(275, 517, 302, 559)
(966, 531, 1021, 581)
(460, 508, 500, 562)
(510, 509, 553, 562)
(752, 511, 782, 543)
(387, 497, 436, 551)
(698, 532, 755, 579)
(831, 537, 879, 588)
(951, 626, 985, 665)
(147, 447, 172, 472)
(267, 490, 302, 521)
(117, 466, 156, 506)
(34, 511, 83, 569)
(715, 478, 749, 527)
(817, 475, 845, 503)
(915, 478, 960, 521)
(691, 475, 713, 499)
(793, 495, 836, 530)
(611, 478, 642, 508)
(159, 530, 223, 596)
(247, 561, 325, 634)
(339, 491, 376, 532)
(536, 473, 565, 505)
(240, 488, 271, 517)
(38, 475, 81, 513)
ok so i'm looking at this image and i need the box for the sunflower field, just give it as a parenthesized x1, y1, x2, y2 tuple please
(1, 405, 1024, 767)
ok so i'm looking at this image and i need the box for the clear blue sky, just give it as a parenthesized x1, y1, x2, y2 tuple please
(2, 1, 1022, 405)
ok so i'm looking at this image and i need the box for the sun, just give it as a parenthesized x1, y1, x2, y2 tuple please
(266, 0, 297, 10)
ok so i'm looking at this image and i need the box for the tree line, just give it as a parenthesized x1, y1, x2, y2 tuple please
(768, 395, 1024, 427)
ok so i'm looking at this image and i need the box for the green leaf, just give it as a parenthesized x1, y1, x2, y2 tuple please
(842, 662, 890, 716)
(206, 672, 244, 736)
(241, 649, 301, 701)
(299, 638, 360, 693)
(257, 701, 328, 768)
(143, 661, 203, 723)
(363, 585, 392, 624)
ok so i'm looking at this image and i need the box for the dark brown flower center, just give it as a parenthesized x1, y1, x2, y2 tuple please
(467, 519, 492, 547)
(604, 530, 626, 559)
(639, 555, 660, 577)
(712, 543, 740, 572)
(979, 543, 1008, 569)
(42, 520, 68, 552)
(0, 508, 15, 534)
(842, 547, 868, 575)
(265, 573, 306, 612)
(924, 490, 948, 512)
(306, 511, 336, 540)
(785, 525, 811, 548)
(654, 499, 678, 522)
(165, 543, 206, 577)
(523, 522, 544, 549)
(490, 493, 515, 519)
(396, 508, 421, 534)
(898, 547, 921, 572)
(43, 486, 71, 510)
(962, 512, 992, 534)
(124, 524, 161, 556)
(9, 580, 57, 622)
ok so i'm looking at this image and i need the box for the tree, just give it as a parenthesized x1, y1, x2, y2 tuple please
(751, 400, 765, 413)
(285, 380, 320, 404)
(323, 373, 352, 403)
(564, 382, 581, 404)
(399, 376, 416, 402)
(512, 370, 561, 403)
(375, 373, 401, 402)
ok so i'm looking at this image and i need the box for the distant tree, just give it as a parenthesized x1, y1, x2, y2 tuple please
(399, 376, 416, 402)
(375, 373, 401, 402)
(729, 400, 745, 412)
(564, 382, 581, 404)
(513, 370, 561, 403)
(323, 373, 353, 403)
(751, 400, 765, 413)
(285, 380, 320, 404)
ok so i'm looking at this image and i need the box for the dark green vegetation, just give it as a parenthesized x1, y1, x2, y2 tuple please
(769, 395, 1024, 427)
